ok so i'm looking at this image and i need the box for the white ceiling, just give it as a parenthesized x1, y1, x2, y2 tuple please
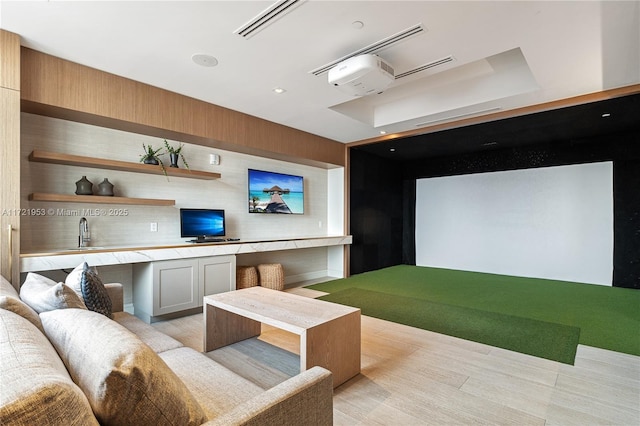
(1, 1, 639, 144)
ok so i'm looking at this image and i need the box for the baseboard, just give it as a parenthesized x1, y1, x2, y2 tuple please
(285, 270, 333, 286)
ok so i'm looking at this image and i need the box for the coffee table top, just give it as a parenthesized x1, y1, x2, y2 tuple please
(204, 287, 360, 335)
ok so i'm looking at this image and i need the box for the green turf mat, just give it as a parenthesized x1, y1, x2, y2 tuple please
(309, 265, 640, 356)
(318, 287, 580, 364)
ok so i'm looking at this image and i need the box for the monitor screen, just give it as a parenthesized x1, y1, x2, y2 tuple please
(248, 169, 304, 214)
(180, 209, 225, 238)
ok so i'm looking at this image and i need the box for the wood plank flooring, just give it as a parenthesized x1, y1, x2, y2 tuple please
(151, 287, 640, 425)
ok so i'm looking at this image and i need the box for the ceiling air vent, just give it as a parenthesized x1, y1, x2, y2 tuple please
(234, 0, 304, 39)
(395, 55, 455, 79)
(310, 24, 425, 76)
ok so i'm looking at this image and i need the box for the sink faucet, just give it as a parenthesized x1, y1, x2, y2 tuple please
(79, 217, 91, 248)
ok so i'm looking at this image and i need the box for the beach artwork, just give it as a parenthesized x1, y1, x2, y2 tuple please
(248, 169, 304, 214)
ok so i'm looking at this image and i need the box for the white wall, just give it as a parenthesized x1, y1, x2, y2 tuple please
(21, 113, 334, 251)
(415, 162, 613, 285)
(20, 113, 345, 301)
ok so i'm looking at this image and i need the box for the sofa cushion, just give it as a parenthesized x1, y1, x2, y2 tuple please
(40, 308, 207, 426)
(0, 308, 98, 426)
(20, 272, 86, 313)
(113, 311, 184, 353)
(0, 275, 19, 298)
(0, 274, 43, 331)
(66, 262, 112, 318)
(0, 296, 44, 333)
(159, 346, 264, 420)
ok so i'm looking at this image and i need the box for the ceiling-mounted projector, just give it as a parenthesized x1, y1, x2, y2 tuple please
(328, 54, 395, 97)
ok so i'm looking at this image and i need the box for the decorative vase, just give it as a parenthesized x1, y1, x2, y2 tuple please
(75, 176, 93, 195)
(143, 157, 159, 165)
(96, 178, 114, 196)
(169, 153, 179, 168)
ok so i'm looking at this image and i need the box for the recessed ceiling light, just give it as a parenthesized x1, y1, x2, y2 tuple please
(379, 130, 387, 135)
(352, 20, 364, 30)
(601, 112, 611, 118)
(273, 87, 286, 94)
(192, 54, 218, 67)
(389, 148, 396, 152)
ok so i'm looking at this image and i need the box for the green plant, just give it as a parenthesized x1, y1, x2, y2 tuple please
(164, 139, 190, 169)
(140, 143, 167, 176)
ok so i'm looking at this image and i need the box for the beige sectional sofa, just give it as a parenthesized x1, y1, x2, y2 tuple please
(0, 274, 333, 425)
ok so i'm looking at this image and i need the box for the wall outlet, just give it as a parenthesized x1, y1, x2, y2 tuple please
(150, 222, 158, 232)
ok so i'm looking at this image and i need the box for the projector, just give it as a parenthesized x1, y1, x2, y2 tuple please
(328, 54, 395, 97)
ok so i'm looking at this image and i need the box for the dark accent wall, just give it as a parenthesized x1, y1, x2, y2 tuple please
(350, 130, 640, 288)
(349, 149, 403, 275)
(614, 158, 640, 287)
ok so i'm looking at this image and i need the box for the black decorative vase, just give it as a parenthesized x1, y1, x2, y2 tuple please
(143, 157, 159, 165)
(169, 153, 179, 168)
(75, 176, 93, 195)
(96, 178, 114, 196)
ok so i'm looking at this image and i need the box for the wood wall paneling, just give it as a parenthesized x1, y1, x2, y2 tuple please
(20, 48, 346, 168)
(0, 30, 20, 90)
(1, 30, 21, 286)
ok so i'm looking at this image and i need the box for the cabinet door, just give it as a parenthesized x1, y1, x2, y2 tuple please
(153, 259, 199, 315)
(200, 255, 236, 298)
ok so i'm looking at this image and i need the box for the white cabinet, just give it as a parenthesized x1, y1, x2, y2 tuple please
(200, 255, 236, 297)
(133, 255, 236, 323)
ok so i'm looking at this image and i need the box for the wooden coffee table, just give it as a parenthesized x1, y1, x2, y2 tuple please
(203, 286, 361, 388)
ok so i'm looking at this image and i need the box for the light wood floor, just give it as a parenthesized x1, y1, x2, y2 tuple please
(151, 287, 640, 425)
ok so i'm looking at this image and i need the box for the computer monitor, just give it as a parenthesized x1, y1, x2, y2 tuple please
(180, 208, 225, 240)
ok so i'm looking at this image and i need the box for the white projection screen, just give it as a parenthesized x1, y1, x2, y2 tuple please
(415, 162, 613, 285)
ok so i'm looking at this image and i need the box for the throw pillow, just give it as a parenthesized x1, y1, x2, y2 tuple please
(65, 262, 97, 300)
(0, 309, 98, 426)
(80, 263, 112, 318)
(19, 272, 87, 314)
(65, 263, 111, 318)
(40, 309, 208, 426)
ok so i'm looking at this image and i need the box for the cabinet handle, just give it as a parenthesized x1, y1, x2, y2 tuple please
(7, 224, 13, 273)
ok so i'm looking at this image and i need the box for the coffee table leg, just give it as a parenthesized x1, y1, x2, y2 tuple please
(204, 303, 261, 352)
(302, 310, 361, 388)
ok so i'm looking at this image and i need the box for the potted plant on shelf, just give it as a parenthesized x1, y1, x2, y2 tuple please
(140, 143, 166, 176)
(164, 139, 190, 169)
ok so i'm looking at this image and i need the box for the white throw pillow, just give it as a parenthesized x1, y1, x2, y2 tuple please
(19, 273, 86, 314)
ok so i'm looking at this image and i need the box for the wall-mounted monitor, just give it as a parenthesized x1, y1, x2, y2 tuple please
(248, 169, 304, 214)
(180, 208, 225, 241)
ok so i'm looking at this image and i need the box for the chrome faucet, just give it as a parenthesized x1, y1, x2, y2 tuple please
(79, 217, 91, 248)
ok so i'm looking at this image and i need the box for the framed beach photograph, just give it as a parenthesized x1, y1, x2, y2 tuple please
(248, 169, 304, 214)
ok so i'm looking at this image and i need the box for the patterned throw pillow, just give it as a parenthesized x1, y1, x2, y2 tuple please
(65, 262, 98, 301)
(80, 263, 112, 318)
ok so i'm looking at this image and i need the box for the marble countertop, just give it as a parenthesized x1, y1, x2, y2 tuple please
(20, 235, 352, 272)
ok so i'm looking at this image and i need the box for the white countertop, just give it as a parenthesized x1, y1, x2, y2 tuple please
(20, 235, 352, 272)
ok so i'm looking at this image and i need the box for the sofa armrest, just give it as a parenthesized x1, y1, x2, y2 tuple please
(104, 283, 124, 312)
(202, 366, 333, 426)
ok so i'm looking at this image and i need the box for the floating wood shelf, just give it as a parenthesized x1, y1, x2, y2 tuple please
(28, 193, 175, 206)
(29, 149, 221, 180)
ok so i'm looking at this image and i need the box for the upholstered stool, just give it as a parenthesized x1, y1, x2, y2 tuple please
(236, 266, 259, 289)
(257, 263, 285, 291)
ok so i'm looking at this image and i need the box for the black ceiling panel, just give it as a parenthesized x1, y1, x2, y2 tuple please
(354, 94, 640, 161)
